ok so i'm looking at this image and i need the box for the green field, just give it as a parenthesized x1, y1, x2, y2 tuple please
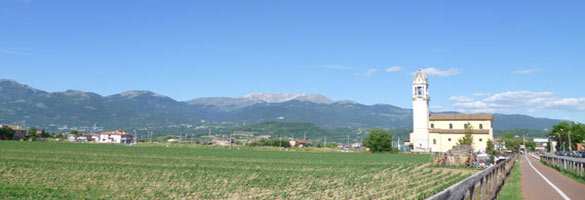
(0, 141, 475, 199)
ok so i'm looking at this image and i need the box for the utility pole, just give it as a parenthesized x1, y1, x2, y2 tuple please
(347, 134, 349, 148)
(523, 135, 526, 151)
(279, 135, 282, 149)
(133, 130, 137, 145)
(324, 136, 327, 148)
(304, 131, 307, 141)
(229, 132, 232, 150)
(208, 127, 211, 145)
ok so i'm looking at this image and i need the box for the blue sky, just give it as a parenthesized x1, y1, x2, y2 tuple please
(1, 0, 584, 122)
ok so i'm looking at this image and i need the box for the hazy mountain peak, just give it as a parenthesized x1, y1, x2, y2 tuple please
(61, 90, 99, 99)
(117, 90, 167, 99)
(239, 93, 333, 104)
(0, 79, 44, 93)
(337, 100, 357, 104)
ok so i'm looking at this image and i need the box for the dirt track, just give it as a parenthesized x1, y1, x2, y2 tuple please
(520, 154, 585, 200)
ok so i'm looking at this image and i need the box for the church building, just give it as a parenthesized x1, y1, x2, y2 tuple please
(409, 70, 494, 153)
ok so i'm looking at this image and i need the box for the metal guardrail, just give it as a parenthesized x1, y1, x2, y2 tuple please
(427, 154, 518, 200)
(541, 154, 585, 177)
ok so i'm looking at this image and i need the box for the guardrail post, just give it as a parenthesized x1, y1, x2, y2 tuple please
(426, 154, 518, 200)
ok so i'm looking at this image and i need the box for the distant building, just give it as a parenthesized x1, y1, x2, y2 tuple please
(99, 130, 133, 144)
(76, 135, 90, 142)
(533, 138, 549, 152)
(167, 138, 181, 143)
(351, 143, 362, 148)
(67, 134, 77, 142)
(493, 138, 505, 150)
(409, 70, 494, 153)
(0, 124, 27, 140)
(290, 139, 310, 147)
(212, 139, 230, 146)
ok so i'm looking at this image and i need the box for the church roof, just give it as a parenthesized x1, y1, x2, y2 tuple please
(429, 114, 494, 121)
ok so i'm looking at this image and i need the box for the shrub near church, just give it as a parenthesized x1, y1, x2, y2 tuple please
(363, 129, 395, 153)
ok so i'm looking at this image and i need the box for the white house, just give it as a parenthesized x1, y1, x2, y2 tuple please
(99, 130, 133, 144)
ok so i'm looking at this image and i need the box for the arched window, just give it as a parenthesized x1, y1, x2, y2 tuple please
(479, 138, 483, 142)
(449, 124, 453, 129)
(464, 123, 468, 129)
(430, 123, 435, 129)
(448, 138, 452, 142)
(433, 139, 436, 145)
(479, 124, 483, 130)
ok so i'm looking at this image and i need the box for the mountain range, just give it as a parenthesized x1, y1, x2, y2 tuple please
(0, 79, 565, 131)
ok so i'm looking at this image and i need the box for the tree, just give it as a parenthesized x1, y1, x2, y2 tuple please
(363, 129, 393, 153)
(501, 133, 522, 152)
(549, 122, 585, 151)
(40, 129, 50, 138)
(457, 123, 474, 146)
(27, 126, 37, 137)
(487, 139, 497, 164)
(0, 126, 15, 140)
(70, 130, 80, 136)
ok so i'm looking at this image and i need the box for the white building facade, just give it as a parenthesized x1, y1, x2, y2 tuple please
(99, 130, 133, 144)
(409, 70, 494, 153)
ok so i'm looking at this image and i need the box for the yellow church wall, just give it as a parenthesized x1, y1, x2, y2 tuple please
(428, 133, 492, 153)
(429, 120, 492, 131)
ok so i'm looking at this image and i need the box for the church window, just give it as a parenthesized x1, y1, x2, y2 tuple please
(416, 87, 424, 95)
(464, 123, 468, 129)
(479, 138, 483, 142)
(448, 138, 451, 142)
(431, 123, 434, 128)
(479, 124, 483, 129)
(449, 124, 453, 129)
(433, 139, 436, 145)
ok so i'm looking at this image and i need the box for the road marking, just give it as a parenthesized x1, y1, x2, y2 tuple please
(525, 154, 572, 200)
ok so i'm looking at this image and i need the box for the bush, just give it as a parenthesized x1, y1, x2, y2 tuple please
(363, 129, 394, 153)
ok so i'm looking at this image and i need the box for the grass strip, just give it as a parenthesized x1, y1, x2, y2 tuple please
(497, 156, 524, 200)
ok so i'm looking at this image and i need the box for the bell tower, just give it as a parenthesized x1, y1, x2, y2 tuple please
(410, 69, 430, 151)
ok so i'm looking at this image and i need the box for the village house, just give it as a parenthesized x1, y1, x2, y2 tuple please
(99, 130, 133, 144)
(351, 143, 362, 148)
(167, 138, 181, 143)
(211, 138, 231, 146)
(0, 124, 27, 140)
(74, 134, 100, 142)
(289, 139, 310, 147)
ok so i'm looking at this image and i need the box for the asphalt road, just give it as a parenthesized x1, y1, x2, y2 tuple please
(520, 154, 585, 200)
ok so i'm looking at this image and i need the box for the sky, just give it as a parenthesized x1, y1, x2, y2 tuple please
(1, 0, 584, 122)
